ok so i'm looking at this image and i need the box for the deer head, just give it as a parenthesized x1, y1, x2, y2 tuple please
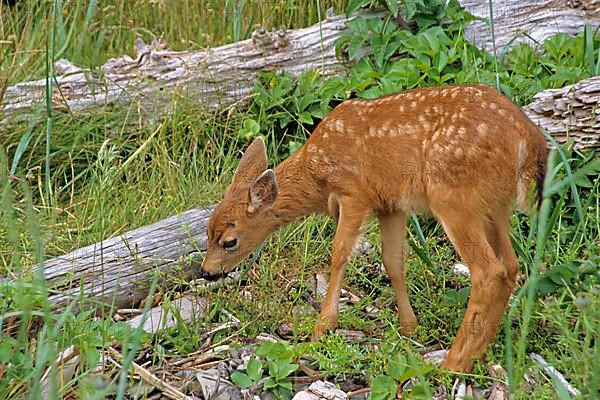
(201, 138, 278, 280)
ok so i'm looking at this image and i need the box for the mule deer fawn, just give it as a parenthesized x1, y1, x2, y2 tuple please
(201, 84, 548, 372)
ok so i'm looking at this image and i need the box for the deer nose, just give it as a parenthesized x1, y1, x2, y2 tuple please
(200, 269, 218, 281)
(200, 265, 228, 281)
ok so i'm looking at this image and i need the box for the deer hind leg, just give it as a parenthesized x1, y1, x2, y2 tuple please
(378, 212, 417, 336)
(312, 197, 370, 340)
(485, 214, 520, 284)
(434, 209, 515, 372)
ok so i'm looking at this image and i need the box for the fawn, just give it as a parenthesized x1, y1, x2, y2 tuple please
(201, 84, 548, 372)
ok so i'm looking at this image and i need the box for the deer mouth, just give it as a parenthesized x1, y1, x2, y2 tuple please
(200, 269, 229, 282)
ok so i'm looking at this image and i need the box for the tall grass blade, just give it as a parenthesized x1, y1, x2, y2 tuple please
(583, 24, 594, 75)
(543, 133, 586, 237)
(10, 110, 42, 175)
(407, 215, 434, 269)
(487, 0, 500, 90)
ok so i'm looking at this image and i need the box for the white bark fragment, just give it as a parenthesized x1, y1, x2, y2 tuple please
(126, 295, 208, 334)
(530, 353, 581, 396)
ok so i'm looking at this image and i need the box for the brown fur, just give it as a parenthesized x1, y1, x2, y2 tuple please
(202, 84, 548, 372)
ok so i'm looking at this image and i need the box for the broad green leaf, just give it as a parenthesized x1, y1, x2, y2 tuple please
(231, 372, 253, 389)
(384, 0, 399, 17)
(406, 380, 434, 400)
(348, 36, 366, 61)
(298, 111, 313, 125)
(247, 357, 263, 381)
(347, 0, 371, 16)
(435, 51, 449, 72)
(269, 360, 298, 379)
(264, 377, 278, 390)
(404, 0, 417, 20)
(370, 375, 397, 400)
(387, 354, 407, 381)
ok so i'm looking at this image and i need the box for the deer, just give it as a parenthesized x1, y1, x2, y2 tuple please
(200, 84, 548, 372)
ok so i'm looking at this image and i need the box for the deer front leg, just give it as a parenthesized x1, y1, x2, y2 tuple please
(312, 199, 370, 340)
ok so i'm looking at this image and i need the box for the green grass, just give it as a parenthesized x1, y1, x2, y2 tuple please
(1, 0, 599, 399)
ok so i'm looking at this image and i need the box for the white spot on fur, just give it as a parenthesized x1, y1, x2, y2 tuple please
(476, 122, 488, 135)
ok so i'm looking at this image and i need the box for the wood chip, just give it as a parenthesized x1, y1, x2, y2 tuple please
(487, 364, 510, 400)
(452, 263, 470, 277)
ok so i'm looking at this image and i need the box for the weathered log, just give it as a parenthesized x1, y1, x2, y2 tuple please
(524, 76, 600, 149)
(460, 0, 600, 54)
(35, 206, 213, 313)
(0, 12, 350, 126)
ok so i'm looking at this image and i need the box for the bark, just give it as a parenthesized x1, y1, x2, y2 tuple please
(524, 76, 600, 149)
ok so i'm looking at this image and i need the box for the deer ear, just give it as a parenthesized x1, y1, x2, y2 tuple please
(232, 137, 268, 186)
(248, 170, 278, 214)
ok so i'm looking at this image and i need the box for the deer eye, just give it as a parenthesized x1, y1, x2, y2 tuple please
(223, 238, 238, 250)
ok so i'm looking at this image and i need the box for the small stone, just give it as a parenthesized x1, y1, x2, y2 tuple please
(315, 274, 329, 298)
(356, 241, 373, 256)
(452, 263, 470, 277)
(292, 380, 347, 400)
(423, 349, 448, 366)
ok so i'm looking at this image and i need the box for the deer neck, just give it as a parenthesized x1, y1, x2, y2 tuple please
(266, 150, 328, 227)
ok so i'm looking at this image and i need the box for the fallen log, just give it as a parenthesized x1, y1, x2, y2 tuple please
(0, 12, 350, 126)
(35, 206, 213, 313)
(460, 0, 600, 54)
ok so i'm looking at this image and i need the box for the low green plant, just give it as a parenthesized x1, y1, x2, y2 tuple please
(231, 357, 264, 388)
(257, 342, 300, 400)
(231, 341, 300, 400)
(370, 354, 435, 400)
